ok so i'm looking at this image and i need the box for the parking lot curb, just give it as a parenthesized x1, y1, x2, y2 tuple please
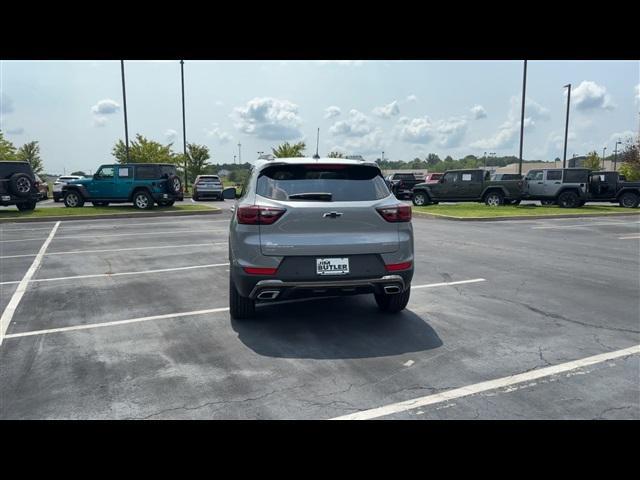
(412, 210, 640, 222)
(0, 208, 222, 224)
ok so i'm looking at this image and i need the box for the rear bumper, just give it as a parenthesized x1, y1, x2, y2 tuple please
(1, 193, 41, 206)
(194, 189, 223, 197)
(248, 273, 411, 301)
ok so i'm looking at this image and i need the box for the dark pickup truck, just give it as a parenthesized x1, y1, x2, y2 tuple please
(386, 172, 423, 199)
(588, 171, 640, 208)
(412, 169, 523, 206)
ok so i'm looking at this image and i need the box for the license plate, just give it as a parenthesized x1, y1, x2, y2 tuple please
(1, 196, 10, 201)
(316, 257, 349, 276)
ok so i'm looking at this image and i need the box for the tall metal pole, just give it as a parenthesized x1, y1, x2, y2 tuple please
(518, 60, 527, 176)
(120, 60, 130, 163)
(602, 147, 606, 170)
(614, 141, 621, 171)
(180, 60, 188, 188)
(563, 83, 571, 169)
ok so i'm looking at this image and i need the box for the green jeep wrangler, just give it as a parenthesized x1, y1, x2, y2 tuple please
(62, 163, 183, 209)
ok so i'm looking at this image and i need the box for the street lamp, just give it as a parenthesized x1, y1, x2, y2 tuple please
(120, 60, 130, 163)
(518, 60, 528, 176)
(180, 60, 188, 188)
(614, 141, 622, 171)
(563, 84, 572, 168)
(602, 147, 607, 170)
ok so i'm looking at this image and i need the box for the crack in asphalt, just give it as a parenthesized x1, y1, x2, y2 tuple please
(592, 406, 636, 420)
(126, 382, 310, 420)
(479, 295, 640, 334)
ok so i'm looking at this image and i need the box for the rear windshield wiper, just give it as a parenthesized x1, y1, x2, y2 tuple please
(288, 192, 333, 201)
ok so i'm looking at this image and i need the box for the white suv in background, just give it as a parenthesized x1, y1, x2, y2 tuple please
(53, 175, 83, 202)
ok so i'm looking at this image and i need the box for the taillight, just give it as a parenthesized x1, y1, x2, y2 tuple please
(243, 267, 278, 275)
(385, 261, 412, 272)
(376, 204, 412, 222)
(237, 205, 286, 225)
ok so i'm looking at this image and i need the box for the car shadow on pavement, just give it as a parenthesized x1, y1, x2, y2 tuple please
(230, 295, 442, 360)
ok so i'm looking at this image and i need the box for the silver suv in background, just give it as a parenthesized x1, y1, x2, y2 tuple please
(228, 157, 414, 319)
(53, 175, 83, 202)
(522, 168, 590, 207)
(192, 175, 224, 201)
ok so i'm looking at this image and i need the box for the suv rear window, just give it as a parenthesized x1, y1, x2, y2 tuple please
(136, 165, 159, 180)
(546, 170, 562, 181)
(257, 164, 390, 201)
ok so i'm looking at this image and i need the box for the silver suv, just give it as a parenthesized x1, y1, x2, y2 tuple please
(228, 157, 414, 319)
(522, 168, 589, 207)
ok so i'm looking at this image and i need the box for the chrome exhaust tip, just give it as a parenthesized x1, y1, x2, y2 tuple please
(383, 285, 402, 294)
(257, 290, 280, 300)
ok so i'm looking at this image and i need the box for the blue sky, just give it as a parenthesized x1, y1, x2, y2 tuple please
(1, 60, 638, 174)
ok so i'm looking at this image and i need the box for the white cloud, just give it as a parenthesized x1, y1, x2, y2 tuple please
(470, 104, 487, 119)
(332, 128, 388, 155)
(324, 106, 341, 119)
(406, 94, 418, 103)
(165, 129, 177, 142)
(609, 130, 635, 144)
(571, 81, 615, 111)
(215, 100, 224, 107)
(92, 116, 108, 128)
(373, 100, 400, 119)
(1, 93, 14, 114)
(470, 96, 547, 150)
(329, 109, 374, 137)
(232, 97, 303, 140)
(206, 124, 233, 144)
(5, 127, 24, 135)
(396, 116, 468, 148)
(91, 99, 120, 115)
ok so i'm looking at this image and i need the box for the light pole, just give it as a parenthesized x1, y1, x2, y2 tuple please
(483, 151, 487, 170)
(180, 60, 188, 188)
(602, 147, 607, 170)
(237, 143, 241, 165)
(120, 60, 130, 163)
(381, 151, 384, 161)
(518, 60, 528, 176)
(233, 155, 236, 165)
(563, 83, 571, 169)
(614, 141, 622, 171)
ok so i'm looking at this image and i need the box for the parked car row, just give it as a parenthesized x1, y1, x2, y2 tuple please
(410, 168, 640, 208)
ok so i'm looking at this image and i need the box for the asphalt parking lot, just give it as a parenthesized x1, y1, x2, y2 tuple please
(1, 211, 639, 419)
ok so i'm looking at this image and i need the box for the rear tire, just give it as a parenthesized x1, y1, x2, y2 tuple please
(133, 191, 154, 210)
(412, 192, 429, 206)
(64, 190, 84, 208)
(557, 191, 579, 208)
(484, 191, 504, 206)
(9, 173, 33, 198)
(16, 201, 36, 212)
(229, 273, 255, 319)
(375, 285, 411, 313)
(619, 192, 640, 208)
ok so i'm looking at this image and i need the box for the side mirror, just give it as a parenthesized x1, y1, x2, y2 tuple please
(222, 187, 236, 200)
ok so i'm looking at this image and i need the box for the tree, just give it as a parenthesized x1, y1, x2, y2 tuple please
(426, 153, 441, 166)
(618, 134, 640, 181)
(272, 141, 306, 158)
(112, 134, 177, 164)
(15, 141, 44, 174)
(186, 143, 212, 178)
(328, 151, 344, 158)
(583, 151, 601, 170)
(0, 131, 17, 161)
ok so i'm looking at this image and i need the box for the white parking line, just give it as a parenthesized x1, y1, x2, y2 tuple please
(619, 235, 640, 240)
(0, 242, 227, 259)
(1, 221, 60, 346)
(412, 278, 485, 289)
(532, 220, 640, 230)
(0, 262, 230, 285)
(0, 228, 226, 243)
(331, 344, 640, 420)
(3, 307, 231, 339)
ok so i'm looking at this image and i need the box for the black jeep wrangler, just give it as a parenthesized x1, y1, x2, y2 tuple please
(0, 161, 42, 211)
